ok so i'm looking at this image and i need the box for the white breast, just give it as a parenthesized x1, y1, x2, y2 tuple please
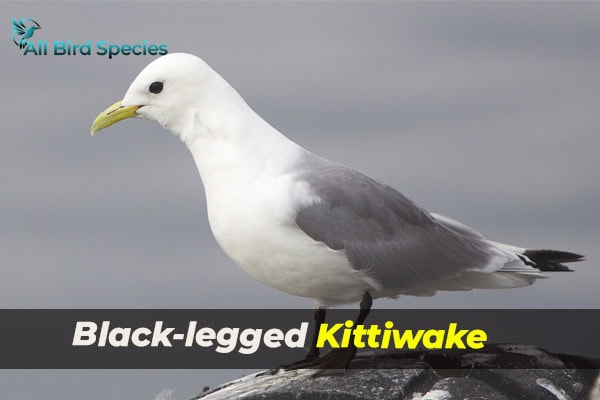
(181, 111, 380, 306)
(205, 170, 379, 306)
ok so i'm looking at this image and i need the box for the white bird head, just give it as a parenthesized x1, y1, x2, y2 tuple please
(91, 53, 246, 139)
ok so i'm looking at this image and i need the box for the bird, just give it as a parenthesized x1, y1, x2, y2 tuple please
(91, 53, 584, 373)
(11, 18, 41, 49)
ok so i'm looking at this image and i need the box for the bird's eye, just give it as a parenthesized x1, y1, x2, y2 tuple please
(149, 81, 163, 94)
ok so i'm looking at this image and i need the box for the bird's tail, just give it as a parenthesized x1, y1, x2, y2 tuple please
(406, 240, 585, 295)
(491, 241, 585, 272)
(519, 249, 585, 272)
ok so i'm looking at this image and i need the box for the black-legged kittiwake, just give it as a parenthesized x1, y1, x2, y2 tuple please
(91, 53, 584, 373)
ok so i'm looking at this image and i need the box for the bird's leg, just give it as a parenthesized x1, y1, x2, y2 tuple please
(258, 306, 327, 375)
(312, 292, 373, 377)
(356, 291, 373, 325)
(280, 306, 326, 368)
(305, 306, 326, 361)
(259, 294, 373, 377)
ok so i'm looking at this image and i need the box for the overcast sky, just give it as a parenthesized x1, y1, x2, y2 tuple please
(2, 2, 599, 399)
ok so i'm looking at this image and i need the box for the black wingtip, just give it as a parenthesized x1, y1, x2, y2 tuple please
(523, 249, 585, 272)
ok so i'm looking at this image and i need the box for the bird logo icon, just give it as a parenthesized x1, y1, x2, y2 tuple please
(11, 18, 41, 49)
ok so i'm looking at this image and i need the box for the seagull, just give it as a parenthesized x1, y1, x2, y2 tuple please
(91, 53, 584, 372)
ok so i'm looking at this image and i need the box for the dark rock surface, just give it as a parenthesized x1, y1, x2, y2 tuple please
(192, 345, 600, 400)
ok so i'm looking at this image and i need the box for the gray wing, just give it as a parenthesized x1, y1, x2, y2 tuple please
(294, 155, 496, 292)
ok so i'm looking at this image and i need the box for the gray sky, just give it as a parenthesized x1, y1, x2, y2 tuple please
(2, 2, 599, 399)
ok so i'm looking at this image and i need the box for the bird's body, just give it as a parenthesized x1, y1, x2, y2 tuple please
(194, 135, 526, 306)
(91, 53, 584, 370)
(178, 92, 374, 305)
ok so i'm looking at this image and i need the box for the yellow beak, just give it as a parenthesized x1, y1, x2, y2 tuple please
(90, 101, 140, 135)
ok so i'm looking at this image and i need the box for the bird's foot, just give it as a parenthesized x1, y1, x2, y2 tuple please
(311, 347, 357, 377)
(256, 353, 322, 377)
(258, 348, 357, 378)
(282, 353, 323, 370)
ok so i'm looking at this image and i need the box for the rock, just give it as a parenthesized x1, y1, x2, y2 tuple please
(424, 377, 510, 400)
(590, 373, 600, 400)
(195, 368, 436, 400)
(192, 345, 599, 400)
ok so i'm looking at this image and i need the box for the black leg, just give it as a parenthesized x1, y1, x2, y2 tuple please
(312, 292, 373, 377)
(260, 293, 373, 377)
(356, 291, 373, 325)
(306, 306, 326, 360)
(259, 306, 327, 375)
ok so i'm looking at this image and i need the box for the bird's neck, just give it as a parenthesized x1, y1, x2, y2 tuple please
(178, 100, 305, 192)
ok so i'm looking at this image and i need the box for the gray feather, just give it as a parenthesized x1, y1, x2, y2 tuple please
(294, 154, 495, 292)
